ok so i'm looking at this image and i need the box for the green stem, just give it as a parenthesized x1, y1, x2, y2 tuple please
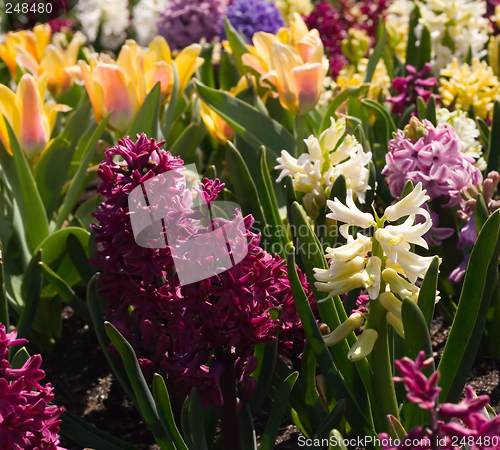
(294, 114, 306, 157)
(0, 241, 8, 329)
(367, 235, 400, 432)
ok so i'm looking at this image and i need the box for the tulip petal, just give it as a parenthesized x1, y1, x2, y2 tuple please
(175, 44, 204, 95)
(291, 62, 324, 115)
(40, 45, 65, 97)
(148, 36, 172, 66)
(17, 74, 50, 159)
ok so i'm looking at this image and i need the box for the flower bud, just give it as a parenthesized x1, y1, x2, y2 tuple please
(387, 312, 405, 338)
(323, 313, 365, 346)
(379, 291, 403, 319)
(382, 268, 419, 301)
(347, 328, 378, 361)
(341, 29, 370, 65)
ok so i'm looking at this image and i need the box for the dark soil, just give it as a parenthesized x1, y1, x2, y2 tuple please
(38, 310, 499, 450)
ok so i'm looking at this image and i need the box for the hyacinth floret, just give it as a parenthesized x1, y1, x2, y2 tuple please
(380, 351, 500, 450)
(388, 63, 439, 116)
(0, 323, 65, 450)
(157, 0, 226, 50)
(224, 0, 285, 43)
(92, 134, 314, 406)
(383, 117, 483, 207)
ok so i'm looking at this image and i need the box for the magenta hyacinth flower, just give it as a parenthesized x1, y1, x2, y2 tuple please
(388, 63, 439, 116)
(383, 118, 483, 207)
(92, 134, 314, 406)
(380, 351, 500, 450)
(0, 323, 65, 450)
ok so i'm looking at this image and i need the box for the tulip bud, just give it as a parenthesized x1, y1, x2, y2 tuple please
(323, 313, 365, 346)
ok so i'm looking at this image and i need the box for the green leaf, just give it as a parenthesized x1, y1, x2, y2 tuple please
(188, 387, 209, 450)
(477, 118, 490, 149)
(66, 233, 93, 285)
(16, 250, 43, 340)
(127, 82, 161, 140)
(168, 121, 207, 161)
(34, 102, 91, 217)
(0, 240, 8, 329)
(475, 194, 490, 233)
(225, 141, 266, 228)
(286, 247, 376, 439)
(60, 411, 140, 450)
(425, 95, 437, 126)
(401, 298, 434, 430)
(487, 100, 500, 173)
(11, 346, 30, 369)
(320, 85, 369, 134)
(417, 26, 432, 70)
(87, 275, 137, 406)
(35, 227, 90, 289)
(4, 119, 49, 250)
(219, 51, 240, 91)
(257, 146, 289, 259)
(55, 114, 110, 229)
(402, 298, 435, 373)
(405, 4, 421, 68)
(249, 312, 279, 415)
(39, 262, 90, 324)
(418, 256, 440, 329)
(310, 400, 346, 443)
(364, 25, 387, 83)
(199, 45, 215, 88)
(105, 322, 174, 450)
(161, 61, 179, 145)
(438, 210, 500, 403)
(224, 18, 250, 75)
(259, 372, 299, 450)
(195, 80, 295, 157)
(152, 374, 189, 450)
(361, 99, 397, 137)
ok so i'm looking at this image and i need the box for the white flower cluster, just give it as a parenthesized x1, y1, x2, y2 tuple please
(417, 0, 490, 72)
(436, 107, 486, 170)
(76, 0, 130, 50)
(314, 184, 439, 359)
(385, 0, 415, 59)
(132, 0, 169, 46)
(275, 117, 372, 219)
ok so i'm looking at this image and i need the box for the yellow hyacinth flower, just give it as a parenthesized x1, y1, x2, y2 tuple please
(0, 24, 51, 77)
(80, 37, 203, 133)
(439, 59, 500, 120)
(16, 32, 87, 98)
(0, 73, 70, 159)
(253, 13, 328, 115)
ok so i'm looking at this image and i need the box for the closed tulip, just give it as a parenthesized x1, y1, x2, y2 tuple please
(0, 73, 70, 159)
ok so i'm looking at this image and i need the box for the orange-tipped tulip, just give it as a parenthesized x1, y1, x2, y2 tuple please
(16, 32, 86, 98)
(240, 13, 328, 115)
(0, 73, 70, 159)
(0, 24, 51, 78)
(80, 37, 203, 132)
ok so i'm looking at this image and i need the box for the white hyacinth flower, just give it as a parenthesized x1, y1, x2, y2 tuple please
(275, 116, 371, 218)
(362, 256, 382, 299)
(384, 183, 430, 222)
(347, 329, 378, 361)
(323, 313, 365, 346)
(326, 190, 375, 239)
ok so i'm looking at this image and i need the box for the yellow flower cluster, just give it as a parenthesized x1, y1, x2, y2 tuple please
(269, 0, 314, 23)
(439, 59, 500, 120)
(335, 58, 391, 101)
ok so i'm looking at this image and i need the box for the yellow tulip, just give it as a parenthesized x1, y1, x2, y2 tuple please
(16, 32, 86, 98)
(0, 24, 51, 77)
(80, 37, 203, 132)
(0, 73, 70, 159)
(241, 13, 328, 115)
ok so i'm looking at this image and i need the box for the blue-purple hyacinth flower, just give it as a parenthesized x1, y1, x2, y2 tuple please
(224, 0, 285, 43)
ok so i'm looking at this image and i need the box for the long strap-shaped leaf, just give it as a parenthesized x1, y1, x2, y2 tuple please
(55, 113, 111, 229)
(195, 80, 295, 157)
(0, 240, 8, 329)
(4, 120, 49, 250)
(417, 256, 439, 330)
(487, 100, 500, 173)
(60, 410, 140, 450)
(105, 322, 175, 450)
(438, 210, 500, 403)
(127, 82, 161, 140)
(287, 248, 377, 440)
(161, 61, 179, 145)
(259, 372, 299, 450)
(153, 374, 189, 450)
